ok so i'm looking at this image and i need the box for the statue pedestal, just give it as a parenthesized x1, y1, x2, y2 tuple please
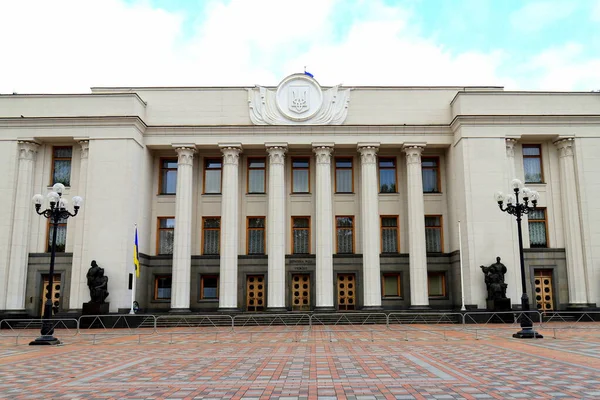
(486, 298, 512, 323)
(82, 302, 109, 315)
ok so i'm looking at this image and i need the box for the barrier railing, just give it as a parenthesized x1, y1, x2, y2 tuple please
(78, 314, 157, 344)
(463, 311, 542, 326)
(388, 312, 463, 326)
(0, 318, 78, 344)
(155, 315, 234, 344)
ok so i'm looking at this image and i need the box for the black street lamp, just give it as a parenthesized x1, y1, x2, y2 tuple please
(495, 179, 543, 339)
(29, 183, 82, 346)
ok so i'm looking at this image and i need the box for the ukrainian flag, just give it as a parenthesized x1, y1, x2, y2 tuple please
(134, 227, 140, 278)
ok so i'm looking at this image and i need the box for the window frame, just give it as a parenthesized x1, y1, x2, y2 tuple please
(422, 156, 441, 193)
(523, 144, 545, 184)
(291, 156, 311, 194)
(334, 157, 354, 193)
(158, 157, 178, 195)
(380, 215, 400, 254)
(381, 273, 402, 298)
(425, 215, 444, 253)
(199, 275, 219, 300)
(50, 146, 73, 186)
(427, 271, 447, 298)
(291, 216, 311, 255)
(378, 157, 397, 193)
(46, 218, 68, 253)
(247, 157, 266, 194)
(154, 274, 172, 300)
(203, 158, 223, 194)
(335, 216, 355, 254)
(246, 216, 266, 255)
(201, 216, 221, 255)
(156, 217, 175, 255)
(528, 207, 549, 248)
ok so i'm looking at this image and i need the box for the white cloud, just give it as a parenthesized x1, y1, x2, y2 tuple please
(593, 0, 600, 20)
(510, 1, 576, 33)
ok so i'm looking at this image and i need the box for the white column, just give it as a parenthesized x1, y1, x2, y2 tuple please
(6, 141, 39, 311)
(313, 143, 335, 310)
(505, 138, 521, 303)
(403, 144, 429, 308)
(170, 145, 196, 311)
(219, 144, 242, 310)
(69, 140, 90, 310)
(266, 143, 287, 310)
(358, 143, 382, 308)
(554, 138, 588, 305)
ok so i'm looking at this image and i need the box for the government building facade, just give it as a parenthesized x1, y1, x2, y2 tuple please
(0, 73, 598, 316)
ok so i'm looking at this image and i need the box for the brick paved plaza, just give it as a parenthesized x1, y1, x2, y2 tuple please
(1, 325, 599, 399)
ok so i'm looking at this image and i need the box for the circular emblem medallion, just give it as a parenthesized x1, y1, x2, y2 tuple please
(275, 74, 323, 121)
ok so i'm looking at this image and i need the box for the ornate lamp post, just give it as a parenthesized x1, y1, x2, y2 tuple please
(494, 179, 542, 339)
(29, 183, 82, 346)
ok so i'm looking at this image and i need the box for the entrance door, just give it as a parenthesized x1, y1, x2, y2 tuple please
(534, 269, 554, 311)
(246, 275, 265, 312)
(41, 274, 61, 317)
(291, 274, 310, 311)
(337, 273, 356, 311)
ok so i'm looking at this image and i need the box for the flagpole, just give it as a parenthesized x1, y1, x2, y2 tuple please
(130, 223, 137, 315)
(459, 220, 466, 311)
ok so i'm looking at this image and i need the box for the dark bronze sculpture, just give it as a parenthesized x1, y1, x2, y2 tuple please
(86, 260, 109, 303)
(481, 256, 508, 300)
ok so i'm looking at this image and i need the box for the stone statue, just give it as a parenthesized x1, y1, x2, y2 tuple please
(86, 260, 109, 303)
(480, 256, 508, 300)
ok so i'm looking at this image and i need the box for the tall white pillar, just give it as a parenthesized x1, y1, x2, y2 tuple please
(403, 144, 429, 308)
(69, 140, 90, 310)
(6, 141, 39, 311)
(358, 143, 382, 308)
(170, 145, 196, 311)
(554, 138, 588, 305)
(266, 144, 287, 310)
(505, 138, 521, 303)
(313, 143, 335, 310)
(219, 144, 242, 310)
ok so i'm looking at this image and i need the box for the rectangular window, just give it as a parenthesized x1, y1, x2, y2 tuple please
(336, 216, 354, 254)
(247, 217, 266, 255)
(154, 275, 172, 300)
(292, 217, 310, 254)
(528, 208, 548, 248)
(200, 275, 219, 299)
(381, 216, 399, 254)
(292, 158, 310, 193)
(157, 217, 175, 255)
(382, 273, 401, 297)
(51, 146, 72, 186)
(204, 159, 222, 194)
(335, 157, 353, 193)
(523, 144, 544, 183)
(202, 217, 221, 255)
(425, 215, 443, 253)
(247, 158, 266, 194)
(422, 157, 440, 193)
(379, 157, 397, 193)
(428, 272, 446, 297)
(159, 158, 178, 194)
(47, 217, 68, 252)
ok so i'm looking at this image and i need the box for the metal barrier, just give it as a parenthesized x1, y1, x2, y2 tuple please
(388, 312, 463, 326)
(310, 312, 387, 327)
(541, 311, 600, 327)
(78, 314, 157, 344)
(155, 315, 234, 344)
(232, 314, 311, 343)
(463, 311, 542, 326)
(0, 318, 78, 344)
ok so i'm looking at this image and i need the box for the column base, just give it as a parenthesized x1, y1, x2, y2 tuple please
(313, 306, 336, 312)
(361, 305, 383, 311)
(513, 328, 543, 339)
(266, 307, 287, 313)
(567, 303, 597, 310)
(29, 335, 61, 346)
(169, 308, 191, 314)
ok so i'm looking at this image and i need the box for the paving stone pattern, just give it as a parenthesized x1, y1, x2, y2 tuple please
(0, 325, 599, 399)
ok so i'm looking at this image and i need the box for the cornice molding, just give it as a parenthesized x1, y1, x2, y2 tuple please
(450, 115, 600, 131)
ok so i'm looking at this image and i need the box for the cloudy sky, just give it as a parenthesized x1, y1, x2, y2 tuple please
(1, 0, 599, 93)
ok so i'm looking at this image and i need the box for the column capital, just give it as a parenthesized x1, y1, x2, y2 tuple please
(220, 143, 242, 165)
(357, 143, 379, 164)
(505, 138, 517, 158)
(79, 140, 90, 159)
(554, 137, 575, 158)
(174, 145, 196, 166)
(403, 143, 425, 164)
(313, 143, 334, 165)
(266, 144, 287, 165)
(17, 141, 39, 161)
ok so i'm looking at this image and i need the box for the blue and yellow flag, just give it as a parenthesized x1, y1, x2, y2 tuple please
(134, 227, 140, 278)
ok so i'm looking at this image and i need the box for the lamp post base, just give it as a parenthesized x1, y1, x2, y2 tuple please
(513, 329, 543, 339)
(29, 335, 61, 346)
